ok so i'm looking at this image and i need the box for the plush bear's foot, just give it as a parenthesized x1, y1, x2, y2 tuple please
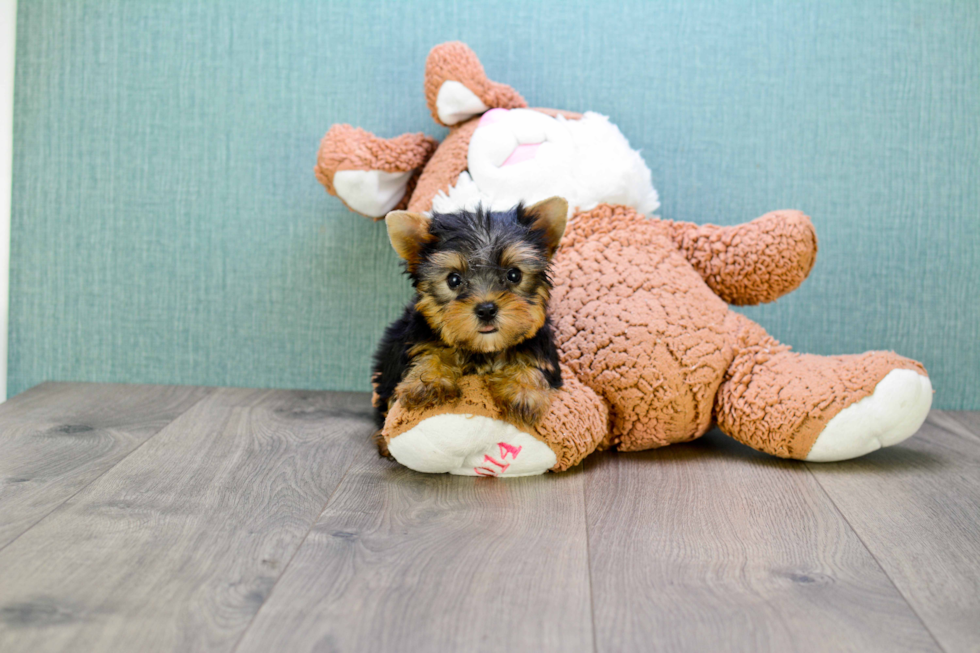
(715, 313, 933, 460)
(388, 414, 557, 476)
(805, 369, 933, 462)
(381, 371, 609, 476)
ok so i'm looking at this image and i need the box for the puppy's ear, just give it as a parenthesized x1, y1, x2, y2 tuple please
(385, 211, 433, 266)
(524, 197, 568, 257)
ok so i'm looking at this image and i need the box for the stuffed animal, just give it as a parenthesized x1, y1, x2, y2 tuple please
(315, 41, 933, 476)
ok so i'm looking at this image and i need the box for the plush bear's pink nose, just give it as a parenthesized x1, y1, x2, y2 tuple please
(479, 108, 508, 126)
(502, 143, 541, 167)
(476, 107, 543, 167)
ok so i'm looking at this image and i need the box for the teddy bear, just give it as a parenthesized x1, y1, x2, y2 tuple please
(314, 41, 932, 477)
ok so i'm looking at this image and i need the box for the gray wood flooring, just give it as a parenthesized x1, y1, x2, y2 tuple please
(0, 382, 977, 652)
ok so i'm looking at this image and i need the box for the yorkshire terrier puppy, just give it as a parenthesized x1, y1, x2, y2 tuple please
(372, 197, 568, 439)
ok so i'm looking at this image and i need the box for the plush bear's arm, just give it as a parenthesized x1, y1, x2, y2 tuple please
(666, 210, 818, 305)
(315, 125, 438, 219)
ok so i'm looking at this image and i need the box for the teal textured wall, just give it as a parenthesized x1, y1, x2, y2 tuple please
(9, 0, 979, 408)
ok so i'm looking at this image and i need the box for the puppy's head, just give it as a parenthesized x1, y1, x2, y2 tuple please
(386, 197, 567, 353)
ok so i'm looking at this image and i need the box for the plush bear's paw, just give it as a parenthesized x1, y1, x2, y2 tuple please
(806, 369, 933, 462)
(387, 413, 557, 477)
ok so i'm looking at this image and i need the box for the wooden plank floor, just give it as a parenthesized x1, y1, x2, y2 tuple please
(0, 383, 977, 652)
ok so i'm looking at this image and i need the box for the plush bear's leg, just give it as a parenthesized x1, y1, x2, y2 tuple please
(381, 370, 609, 476)
(714, 313, 932, 461)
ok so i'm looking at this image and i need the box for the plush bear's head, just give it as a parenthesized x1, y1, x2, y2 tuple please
(316, 42, 660, 219)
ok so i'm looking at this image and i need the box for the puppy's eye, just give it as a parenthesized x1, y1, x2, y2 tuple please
(506, 268, 523, 284)
(447, 272, 463, 289)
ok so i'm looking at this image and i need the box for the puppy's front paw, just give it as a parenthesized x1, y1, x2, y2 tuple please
(395, 375, 462, 410)
(500, 386, 554, 428)
(373, 429, 392, 458)
(488, 366, 555, 428)
(505, 393, 552, 427)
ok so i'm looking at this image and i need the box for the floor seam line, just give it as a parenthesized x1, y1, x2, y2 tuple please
(0, 386, 216, 555)
(229, 450, 360, 653)
(582, 460, 600, 653)
(804, 463, 948, 653)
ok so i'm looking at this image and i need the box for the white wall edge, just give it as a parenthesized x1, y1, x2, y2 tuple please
(0, 0, 17, 401)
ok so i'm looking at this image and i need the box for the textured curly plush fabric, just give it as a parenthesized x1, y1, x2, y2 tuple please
(552, 205, 734, 451)
(715, 312, 927, 458)
(423, 41, 527, 127)
(315, 125, 438, 216)
(552, 204, 924, 457)
(407, 118, 481, 214)
(383, 368, 609, 471)
(666, 211, 818, 305)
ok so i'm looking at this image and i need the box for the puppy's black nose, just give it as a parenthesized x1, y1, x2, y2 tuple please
(475, 302, 498, 322)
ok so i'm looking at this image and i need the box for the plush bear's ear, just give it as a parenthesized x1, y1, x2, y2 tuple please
(524, 196, 568, 257)
(385, 210, 433, 267)
(315, 125, 438, 219)
(424, 42, 527, 127)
